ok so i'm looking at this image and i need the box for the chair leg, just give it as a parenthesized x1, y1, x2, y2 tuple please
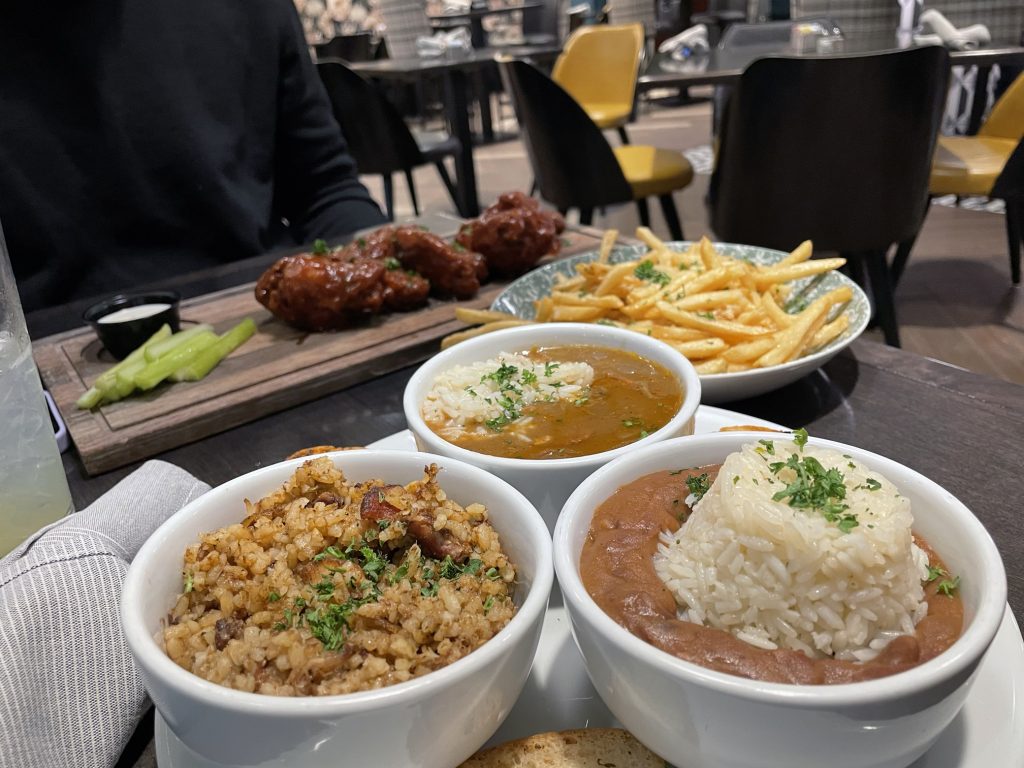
(579, 208, 594, 226)
(635, 198, 650, 228)
(404, 169, 420, 217)
(434, 160, 460, 212)
(891, 196, 932, 287)
(529, 179, 538, 197)
(840, 251, 867, 290)
(617, 126, 631, 145)
(1006, 196, 1021, 285)
(657, 194, 684, 241)
(863, 249, 901, 348)
(382, 174, 395, 221)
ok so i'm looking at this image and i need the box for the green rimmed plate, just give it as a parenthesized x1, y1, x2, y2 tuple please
(491, 241, 870, 404)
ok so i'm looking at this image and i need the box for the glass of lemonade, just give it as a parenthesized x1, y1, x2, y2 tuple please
(0, 222, 73, 556)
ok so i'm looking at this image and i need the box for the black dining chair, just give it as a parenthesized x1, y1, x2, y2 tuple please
(499, 57, 692, 238)
(313, 33, 376, 63)
(708, 47, 950, 347)
(317, 59, 460, 220)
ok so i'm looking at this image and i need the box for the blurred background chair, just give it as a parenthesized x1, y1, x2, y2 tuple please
(313, 33, 377, 63)
(893, 73, 1024, 286)
(500, 57, 693, 238)
(522, 0, 571, 44)
(790, 0, 897, 40)
(552, 23, 645, 144)
(708, 47, 950, 347)
(317, 60, 460, 219)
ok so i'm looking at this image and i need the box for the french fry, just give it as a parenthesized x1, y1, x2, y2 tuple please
(594, 262, 635, 296)
(673, 289, 746, 312)
(694, 357, 729, 374)
(535, 297, 554, 322)
(806, 314, 850, 351)
(551, 305, 605, 322)
(636, 227, 667, 254)
(752, 258, 847, 289)
(597, 229, 618, 263)
(755, 299, 830, 368)
(440, 320, 533, 349)
(670, 338, 729, 359)
(761, 292, 796, 328)
(455, 307, 517, 325)
(551, 293, 624, 309)
(698, 237, 717, 270)
(553, 274, 586, 291)
(777, 240, 813, 267)
(722, 336, 777, 363)
(649, 326, 709, 342)
(656, 302, 772, 341)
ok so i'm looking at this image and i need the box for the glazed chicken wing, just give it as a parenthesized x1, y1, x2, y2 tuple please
(456, 193, 566, 277)
(393, 226, 484, 300)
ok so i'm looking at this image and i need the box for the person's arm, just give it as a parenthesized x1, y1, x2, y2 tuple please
(271, 1, 387, 240)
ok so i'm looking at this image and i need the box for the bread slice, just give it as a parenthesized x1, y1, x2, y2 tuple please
(458, 728, 667, 768)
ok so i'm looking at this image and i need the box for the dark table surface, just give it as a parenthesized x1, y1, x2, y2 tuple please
(639, 34, 1024, 90)
(33, 253, 1024, 629)
(348, 42, 560, 77)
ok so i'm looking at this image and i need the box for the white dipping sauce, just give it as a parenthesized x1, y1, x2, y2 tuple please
(97, 303, 172, 324)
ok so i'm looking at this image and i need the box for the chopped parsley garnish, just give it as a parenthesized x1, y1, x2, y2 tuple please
(622, 418, 642, 428)
(864, 478, 881, 491)
(268, 590, 281, 602)
(768, 451, 857, 532)
(793, 427, 809, 450)
(640, 430, 649, 438)
(483, 595, 495, 614)
(544, 361, 560, 377)
(388, 562, 409, 585)
(485, 566, 500, 580)
(757, 439, 775, 455)
(685, 473, 711, 501)
(378, 519, 391, 530)
(356, 237, 367, 248)
(520, 369, 538, 385)
(937, 575, 961, 597)
(183, 571, 194, 593)
(696, 311, 715, 320)
(313, 578, 335, 598)
(384, 257, 401, 270)
(312, 238, 330, 255)
(573, 394, 589, 406)
(733, 475, 740, 484)
(785, 296, 810, 313)
(925, 564, 946, 582)
(634, 260, 670, 286)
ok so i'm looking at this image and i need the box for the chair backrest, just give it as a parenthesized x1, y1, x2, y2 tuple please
(790, 0, 898, 40)
(313, 33, 376, 63)
(980, 72, 1024, 141)
(498, 58, 634, 210)
(929, 1, 1024, 46)
(316, 59, 424, 175)
(609, 0, 657, 35)
(552, 24, 644, 111)
(378, 0, 432, 59)
(709, 47, 950, 252)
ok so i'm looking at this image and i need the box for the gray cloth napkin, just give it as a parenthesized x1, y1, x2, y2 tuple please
(0, 461, 210, 768)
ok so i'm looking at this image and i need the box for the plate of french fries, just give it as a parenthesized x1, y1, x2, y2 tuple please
(443, 228, 870, 403)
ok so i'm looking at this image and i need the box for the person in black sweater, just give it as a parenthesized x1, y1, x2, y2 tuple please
(0, 0, 387, 312)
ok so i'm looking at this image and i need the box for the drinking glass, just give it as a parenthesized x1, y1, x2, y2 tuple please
(0, 221, 73, 555)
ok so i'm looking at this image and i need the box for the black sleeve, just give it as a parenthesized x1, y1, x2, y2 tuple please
(271, 1, 387, 240)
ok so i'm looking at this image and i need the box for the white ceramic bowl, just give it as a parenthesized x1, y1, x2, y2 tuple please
(403, 323, 702, 531)
(122, 450, 553, 768)
(554, 432, 1007, 768)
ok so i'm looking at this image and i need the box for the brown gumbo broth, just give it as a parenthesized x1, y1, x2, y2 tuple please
(433, 345, 683, 460)
(580, 466, 964, 684)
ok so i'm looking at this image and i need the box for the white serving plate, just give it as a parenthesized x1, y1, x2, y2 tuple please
(155, 407, 1024, 767)
(490, 242, 871, 404)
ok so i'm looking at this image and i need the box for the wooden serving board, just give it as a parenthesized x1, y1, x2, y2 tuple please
(35, 226, 609, 475)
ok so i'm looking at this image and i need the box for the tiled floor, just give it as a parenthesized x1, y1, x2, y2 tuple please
(360, 95, 1024, 386)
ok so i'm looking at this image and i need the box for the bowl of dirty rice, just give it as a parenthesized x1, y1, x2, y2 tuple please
(122, 450, 552, 768)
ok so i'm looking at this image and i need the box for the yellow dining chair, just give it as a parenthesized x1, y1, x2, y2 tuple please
(552, 23, 644, 144)
(893, 73, 1024, 286)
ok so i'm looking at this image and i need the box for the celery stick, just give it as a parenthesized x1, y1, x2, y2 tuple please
(134, 332, 219, 390)
(144, 324, 214, 362)
(172, 318, 256, 382)
(75, 386, 103, 410)
(113, 359, 148, 399)
(93, 324, 172, 391)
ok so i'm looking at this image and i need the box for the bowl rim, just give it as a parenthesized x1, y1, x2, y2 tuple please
(121, 449, 554, 716)
(83, 290, 182, 324)
(403, 323, 702, 470)
(490, 242, 871, 383)
(553, 431, 1008, 706)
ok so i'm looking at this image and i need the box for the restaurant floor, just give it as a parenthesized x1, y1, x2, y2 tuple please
(359, 93, 1024, 386)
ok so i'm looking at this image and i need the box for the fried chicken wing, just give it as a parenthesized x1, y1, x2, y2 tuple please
(456, 193, 566, 277)
(393, 226, 484, 299)
(254, 254, 386, 331)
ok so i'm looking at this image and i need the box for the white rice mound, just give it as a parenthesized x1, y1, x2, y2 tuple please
(422, 354, 594, 439)
(653, 441, 930, 662)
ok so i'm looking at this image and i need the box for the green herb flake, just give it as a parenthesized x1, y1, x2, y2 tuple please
(864, 478, 881, 491)
(733, 476, 740, 485)
(757, 439, 776, 455)
(793, 428, 809, 450)
(937, 575, 961, 597)
(312, 238, 330, 255)
(388, 562, 409, 585)
(634, 260, 670, 286)
(520, 369, 538, 386)
(384, 257, 401, 270)
(769, 452, 857, 532)
(640, 430, 649, 438)
(483, 595, 495, 614)
(485, 566, 500, 580)
(268, 591, 281, 602)
(686, 473, 711, 501)
(925, 564, 947, 582)
(183, 571, 194, 593)
(696, 311, 715, 320)
(543, 362, 560, 377)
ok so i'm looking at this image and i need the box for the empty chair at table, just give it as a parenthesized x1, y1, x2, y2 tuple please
(552, 23, 644, 144)
(708, 47, 950, 347)
(893, 72, 1024, 286)
(500, 57, 693, 239)
(317, 59, 461, 220)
